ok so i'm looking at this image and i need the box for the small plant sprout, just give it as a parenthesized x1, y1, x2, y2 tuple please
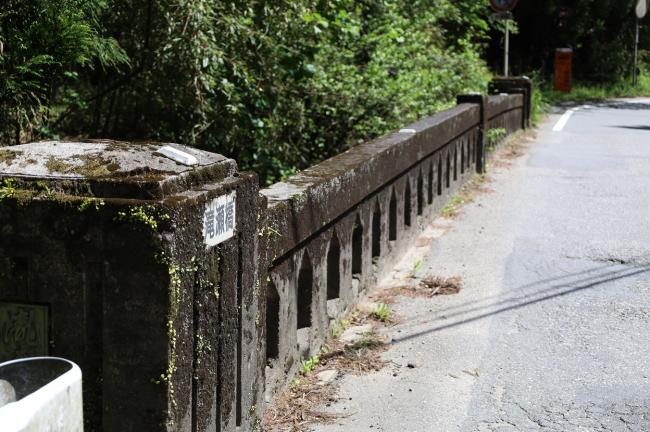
(115, 205, 170, 230)
(409, 259, 423, 277)
(441, 195, 465, 217)
(34, 181, 52, 196)
(300, 355, 320, 375)
(78, 197, 105, 212)
(372, 303, 391, 322)
(0, 178, 16, 199)
(486, 127, 507, 150)
(330, 318, 351, 338)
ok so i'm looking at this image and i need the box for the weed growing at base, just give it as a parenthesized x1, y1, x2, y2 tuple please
(539, 74, 650, 107)
(371, 303, 391, 322)
(300, 355, 320, 375)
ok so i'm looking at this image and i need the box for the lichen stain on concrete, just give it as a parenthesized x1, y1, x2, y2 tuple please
(0, 149, 22, 165)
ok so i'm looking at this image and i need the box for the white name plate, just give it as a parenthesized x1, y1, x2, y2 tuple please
(203, 191, 236, 247)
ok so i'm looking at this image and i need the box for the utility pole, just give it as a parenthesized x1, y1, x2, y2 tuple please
(635, 0, 647, 86)
(504, 18, 510, 77)
(634, 18, 639, 86)
(489, 0, 517, 76)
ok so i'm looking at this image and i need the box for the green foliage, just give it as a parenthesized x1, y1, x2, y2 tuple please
(409, 259, 423, 278)
(505, 1, 649, 82)
(330, 318, 350, 338)
(371, 303, 391, 322)
(78, 197, 105, 212)
(1, 0, 491, 184)
(486, 127, 506, 149)
(300, 354, 320, 374)
(532, 47, 650, 107)
(0, 178, 15, 199)
(0, 0, 128, 145)
(115, 205, 169, 230)
(33, 180, 54, 198)
(489, 15, 519, 36)
(540, 74, 650, 105)
(441, 195, 464, 217)
(530, 88, 549, 125)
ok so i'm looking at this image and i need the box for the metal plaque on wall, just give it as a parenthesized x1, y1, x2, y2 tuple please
(0, 302, 49, 361)
(203, 191, 237, 248)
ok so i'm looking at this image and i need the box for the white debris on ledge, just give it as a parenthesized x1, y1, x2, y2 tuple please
(157, 145, 199, 166)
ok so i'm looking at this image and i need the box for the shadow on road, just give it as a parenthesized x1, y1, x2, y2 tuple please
(592, 101, 650, 110)
(391, 263, 650, 344)
(610, 125, 650, 131)
(426, 264, 614, 315)
(551, 101, 650, 114)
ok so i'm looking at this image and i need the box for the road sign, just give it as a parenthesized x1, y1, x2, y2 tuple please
(490, 0, 518, 13)
(636, 0, 647, 18)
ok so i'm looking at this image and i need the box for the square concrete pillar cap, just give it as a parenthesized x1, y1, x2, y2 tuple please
(0, 140, 237, 199)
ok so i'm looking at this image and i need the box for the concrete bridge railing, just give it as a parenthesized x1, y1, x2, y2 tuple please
(260, 77, 530, 401)
(0, 77, 531, 431)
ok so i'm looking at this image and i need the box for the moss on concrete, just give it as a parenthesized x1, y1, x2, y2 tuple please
(114, 205, 170, 231)
(45, 154, 117, 177)
(0, 149, 22, 165)
(45, 157, 74, 174)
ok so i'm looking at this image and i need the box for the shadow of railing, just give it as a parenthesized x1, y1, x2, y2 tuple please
(552, 100, 650, 113)
(593, 101, 650, 111)
(423, 264, 614, 317)
(610, 125, 650, 131)
(392, 263, 650, 344)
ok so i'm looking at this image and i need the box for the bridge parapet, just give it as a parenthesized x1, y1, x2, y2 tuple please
(260, 78, 530, 400)
(0, 78, 531, 431)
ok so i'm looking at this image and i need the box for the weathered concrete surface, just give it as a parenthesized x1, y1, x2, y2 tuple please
(262, 103, 479, 261)
(490, 77, 533, 127)
(262, 96, 496, 403)
(311, 99, 650, 431)
(0, 140, 229, 179)
(0, 141, 265, 431)
(0, 140, 236, 199)
(486, 93, 524, 121)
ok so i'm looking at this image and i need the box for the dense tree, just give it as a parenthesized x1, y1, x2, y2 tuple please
(0, 0, 128, 145)
(489, 0, 650, 81)
(3, 1, 493, 183)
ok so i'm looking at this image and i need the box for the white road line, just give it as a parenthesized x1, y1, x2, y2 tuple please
(552, 107, 580, 132)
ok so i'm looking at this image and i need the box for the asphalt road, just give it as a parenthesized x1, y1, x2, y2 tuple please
(311, 99, 650, 431)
